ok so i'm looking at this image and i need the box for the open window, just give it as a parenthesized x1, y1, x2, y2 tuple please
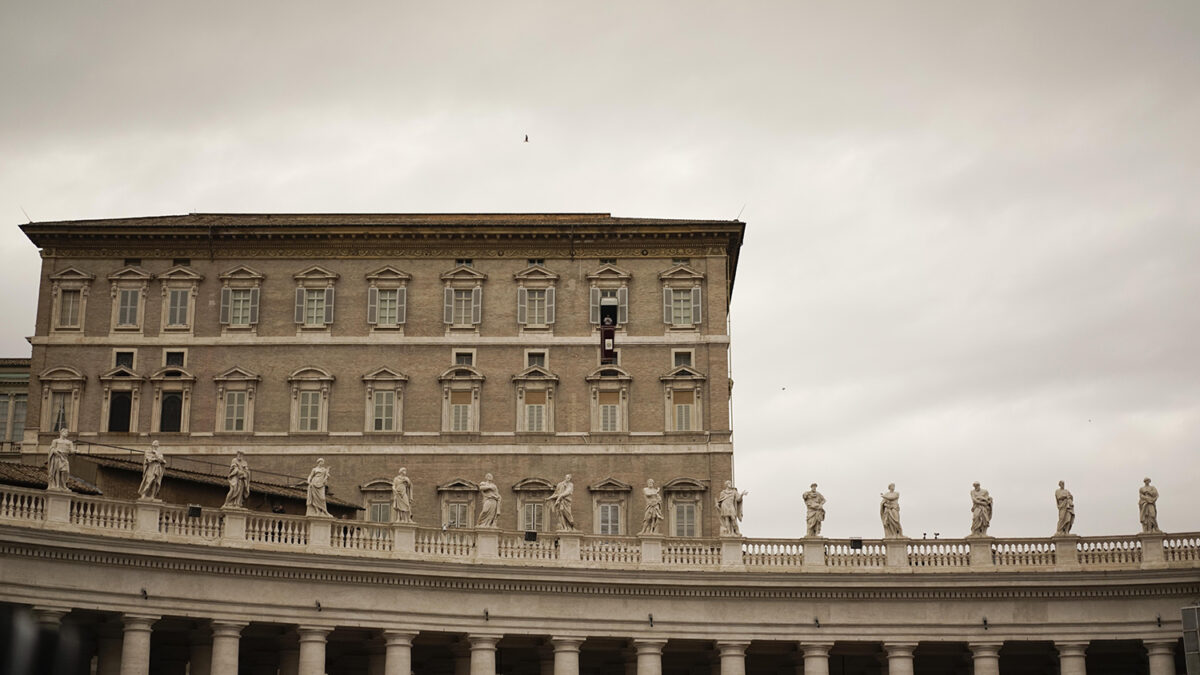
(99, 365, 145, 433)
(587, 263, 631, 328)
(659, 263, 705, 330)
(149, 367, 195, 433)
(38, 366, 85, 433)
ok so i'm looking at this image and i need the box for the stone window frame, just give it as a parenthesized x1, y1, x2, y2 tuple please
(440, 265, 488, 334)
(213, 367, 260, 434)
(360, 478, 395, 523)
(107, 266, 153, 334)
(513, 365, 558, 434)
(365, 265, 411, 333)
(438, 366, 484, 433)
(514, 264, 559, 334)
(589, 477, 632, 536)
(0, 390, 27, 449)
(659, 264, 705, 331)
(585, 365, 633, 434)
(162, 349, 188, 368)
(149, 366, 196, 434)
(362, 366, 408, 434)
(48, 268, 95, 333)
(99, 365, 145, 434)
(512, 477, 554, 533)
(660, 366, 707, 433)
(111, 348, 138, 371)
(218, 266, 265, 334)
(293, 266, 339, 332)
(437, 478, 479, 529)
(671, 349, 695, 369)
(38, 366, 85, 433)
(157, 265, 204, 333)
(663, 477, 708, 538)
(288, 366, 334, 434)
(586, 264, 631, 329)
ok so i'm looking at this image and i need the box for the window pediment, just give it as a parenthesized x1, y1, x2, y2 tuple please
(39, 366, 85, 383)
(589, 477, 632, 493)
(514, 266, 559, 282)
(99, 366, 144, 382)
(49, 268, 96, 283)
(437, 478, 479, 492)
(362, 366, 409, 383)
(586, 264, 631, 282)
(150, 367, 196, 382)
(158, 266, 204, 283)
(365, 265, 412, 283)
(660, 366, 707, 382)
(360, 477, 394, 491)
(663, 477, 708, 492)
(288, 366, 334, 383)
(107, 266, 153, 283)
(659, 265, 705, 282)
(293, 265, 339, 284)
(218, 266, 265, 283)
(440, 266, 488, 283)
(512, 477, 554, 492)
(586, 365, 632, 382)
(213, 366, 261, 383)
(438, 366, 484, 382)
(513, 365, 558, 383)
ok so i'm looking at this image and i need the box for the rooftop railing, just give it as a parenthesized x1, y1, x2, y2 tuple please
(2, 484, 1196, 573)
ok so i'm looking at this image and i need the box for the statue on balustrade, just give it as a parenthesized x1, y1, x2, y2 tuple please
(477, 473, 500, 528)
(640, 479, 663, 535)
(717, 480, 748, 536)
(1138, 477, 1159, 533)
(880, 483, 903, 538)
(969, 482, 993, 537)
(392, 467, 413, 524)
(137, 440, 166, 501)
(547, 474, 577, 532)
(1054, 480, 1075, 536)
(46, 429, 73, 492)
(223, 450, 250, 509)
(802, 483, 825, 536)
(306, 459, 331, 518)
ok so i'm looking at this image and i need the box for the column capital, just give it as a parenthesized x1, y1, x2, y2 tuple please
(717, 641, 750, 656)
(1144, 640, 1177, 656)
(969, 643, 1003, 657)
(550, 636, 585, 652)
(32, 606, 71, 628)
(633, 639, 667, 655)
(884, 643, 918, 657)
(122, 613, 160, 632)
(383, 630, 418, 647)
(799, 643, 834, 657)
(209, 620, 248, 638)
(468, 633, 503, 650)
(1055, 642, 1089, 657)
(296, 626, 333, 642)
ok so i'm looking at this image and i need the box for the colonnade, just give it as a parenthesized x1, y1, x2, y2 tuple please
(19, 605, 1182, 675)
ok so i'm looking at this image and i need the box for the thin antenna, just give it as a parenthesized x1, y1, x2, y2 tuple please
(734, 204, 746, 221)
(19, 206, 33, 223)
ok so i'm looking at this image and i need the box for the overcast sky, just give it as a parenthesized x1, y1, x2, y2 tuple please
(1, 2, 1197, 540)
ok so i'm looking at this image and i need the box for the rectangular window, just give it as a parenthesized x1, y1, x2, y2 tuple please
(229, 289, 253, 326)
(447, 502, 469, 528)
(117, 289, 140, 327)
(9, 395, 26, 443)
(304, 289, 326, 326)
(524, 390, 546, 432)
(376, 289, 399, 326)
(50, 392, 71, 432)
(670, 289, 693, 326)
(598, 391, 620, 432)
(525, 289, 547, 325)
(58, 290, 81, 328)
(166, 289, 190, 326)
(599, 503, 620, 535)
(450, 390, 472, 431)
(298, 391, 321, 431)
(452, 289, 473, 325)
(0, 395, 7, 441)
(599, 258, 616, 265)
(165, 351, 185, 367)
(455, 258, 473, 267)
(159, 392, 183, 432)
(373, 390, 395, 431)
(673, 390, 694, 431)
(673, 351, 693, 368)
(115, 351, 135, 369)
(107, 391, 132, 432)
(454, 351, 474, 366)
(223, 391, 246, 432)
(123, 258, 141, 266)
(369, 502, 391, 523)
(172, 258, 191, 266)
(523, 502, 544, 532)
(527, 258, 545, 266)
(526, 351, 546, 368)
(672, 257, 690, 265)
(675, 503, 696, 537)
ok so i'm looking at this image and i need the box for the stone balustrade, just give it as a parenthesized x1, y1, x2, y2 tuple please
(2, 484, 1198, 573)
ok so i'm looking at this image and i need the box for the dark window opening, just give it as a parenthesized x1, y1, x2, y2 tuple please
(164, 351, 185, 367)
(172, 258, 191, 266)
(115, 352, 134, 369)
(108, 392, 132, 432)
(123, 258, 141, 266)
(160, 393, 183, 432)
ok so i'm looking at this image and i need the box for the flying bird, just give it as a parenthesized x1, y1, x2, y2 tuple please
(524, 135, 529, 143)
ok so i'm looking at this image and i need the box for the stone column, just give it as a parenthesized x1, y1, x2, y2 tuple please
(119, 614, 159, 675)
(32, 606, 69, 629)
(468, 634, 502, 675)
(97, 635, 123, 675)
(1146, 641, 1177, 675)
(969, 643, 1002, 675)
(297, 627, 331, 675)
(551, 637, 583, 675)
(634, 639, 666, 675)
(801, 643, 833, 675)
(368, 652, 385, 675)
(717, 641, 749, 675)
(383, 630, 417, 675)
(188, 628, 213, 675)
(278, 648, 299, 675)
(885, 643, 917, 675)
(1056, 642, 1087, 675)
(209, 621, 246, 675)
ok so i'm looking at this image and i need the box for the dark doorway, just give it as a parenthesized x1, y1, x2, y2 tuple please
(108, 392, 132, 432)
(159, 392, 182, 432)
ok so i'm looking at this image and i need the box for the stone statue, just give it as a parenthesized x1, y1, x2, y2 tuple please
(547, 474, 577, 532)
(46, 428, 73, 492)
(477, 473, 500, 528)
(1138, 477, 1159, 533)
(223, 451, 250, 509)
(306, 459, 331, 517)
(639, 479, 663, 535)
(802, 483, 825, 536)
(716, 480, 748, 536)
(392, 467, 413, 524)
(969, 482, 993, 537)
(1054, 481, 1074, 535)
(137, 440, 166, 500)
(880, 483, 903, 538)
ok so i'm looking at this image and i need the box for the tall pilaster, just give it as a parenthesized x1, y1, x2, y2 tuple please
(209, 621, 247, 675)
(383, 630, 417, 675)
(717, 641, 749, 675)
(1056, 642, 1088, 675)
(551, 637, 583, 675)
(296, 627, 331, 675)
(800, 643, 834, 675)
(1146, 641, 1177, 675)
(468, 634, 502, 675)
(885, 643, 917, 675)
(969, 643, 1002, 675)
(118, 614, 159, 675)
(634, 639, 666, 675)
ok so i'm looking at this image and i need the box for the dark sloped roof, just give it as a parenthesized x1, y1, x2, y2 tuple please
(0, 461, 102, 495)
(82, 455, 362, 509)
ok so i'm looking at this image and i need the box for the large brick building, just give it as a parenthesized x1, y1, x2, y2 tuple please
(18, 213, 745, 536)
